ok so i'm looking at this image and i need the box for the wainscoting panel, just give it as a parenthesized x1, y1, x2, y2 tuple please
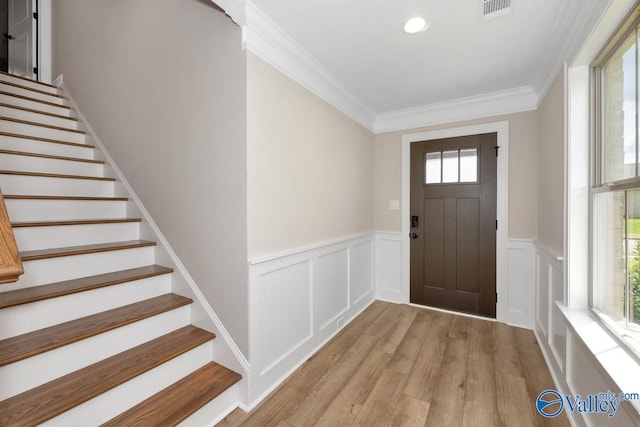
(350, 240, 374, 306)
(536, 254, 550, 340)
(315, 249, 349, 332)
(248, 234, 376, 405)
(375, 233, 536, 327)
(374, 232, 403, 303)
(505, 240, 536, 329)
(255, 261, 313, 375)
(533, 242, 640, 426)
(534, 242, 565, 375)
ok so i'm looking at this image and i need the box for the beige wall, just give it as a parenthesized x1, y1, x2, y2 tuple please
(52, 0, 249, 356)
(247, 53, 374, 258)
(374, 110, 539, 239)
(537, 70, 565, 253)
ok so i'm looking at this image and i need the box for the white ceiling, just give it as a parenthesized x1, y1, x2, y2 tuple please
(249, 0, 565, 113)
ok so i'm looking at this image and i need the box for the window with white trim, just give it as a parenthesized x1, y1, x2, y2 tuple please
(592, 12, 640, 360)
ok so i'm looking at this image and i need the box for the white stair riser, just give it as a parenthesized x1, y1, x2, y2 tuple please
(13, 246, 155, 289)
(0, 275, 171, 340)
(0, 134, 94, 159)
(0, 74, 61, 95)
(0, 120, 85, 144)
(0, 153, 103, 177)
(14, 222, 141, 251)
(0, 174, 114, 197)
(0, 306, 191, 401)
(0, 105, 79, 129)
(0, 93, 72, 117)
(0, 82, 67, 106)
(41, 342, 212, 427)
(178, 385, 240, 427)
(6, 199, 127, 221)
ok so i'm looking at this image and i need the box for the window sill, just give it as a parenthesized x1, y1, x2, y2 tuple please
(558, 303, 640, 414)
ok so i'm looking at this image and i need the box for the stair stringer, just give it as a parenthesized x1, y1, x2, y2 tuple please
(55, 76, 250, 412)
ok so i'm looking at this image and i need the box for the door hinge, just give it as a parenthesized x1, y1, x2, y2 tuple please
(33, 67, 38, 75)
(494, 145, 500, 156)
(33, 12, 38, 19)
(496, 219, 498, 230)
(496, 292, 498, 302)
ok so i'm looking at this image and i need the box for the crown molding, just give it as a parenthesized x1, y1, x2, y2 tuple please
(211, 0, 247, 25)
(532, 0, 610, 104)
(374, 86, 538, 134)
(222, 0, 588, 135)
(241, 1, 377, 131)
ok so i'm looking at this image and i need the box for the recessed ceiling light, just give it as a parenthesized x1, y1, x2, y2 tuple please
(404, 17, 429, 34)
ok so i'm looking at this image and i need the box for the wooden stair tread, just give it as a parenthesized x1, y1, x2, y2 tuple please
(102, 362, 241, 427)
(12, 218, 141, 227)
(0, 80, 64, 99)
(19, 240, 156, 261)
(0, 132, 93, 149)
(0, 116, 85, 134)
(3, 195, 128, 201)
(0, 170, 115, 181)
(0, 71, 58, 89)
(0, 103, 78, 121)
(0, 148, 103, 164)
(0, 265, 173, 309)
(0, 293, 192, 367)
(0, 325, 213, 426)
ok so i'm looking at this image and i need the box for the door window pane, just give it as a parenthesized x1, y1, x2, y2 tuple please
(442, 150, 459, 183)
(603, 30, 637, 183)
(425, 152, 441, 184)
(460, 148, 478, 182)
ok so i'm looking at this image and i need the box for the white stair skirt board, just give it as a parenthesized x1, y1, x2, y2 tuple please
(0, 274, 172, 340)
(0, 93, 72, 117)
(5, 198, 127, 221)
(13, 222, 141, 251)
(0, 152, 103, 177)
(0, 105, 79, 129)
(0, 134, 94, 159)
(0, 82, 67, 106)
(0, 174, 114, 197)
(0, 307, 191, 401)
(12, 246, 156, 290)
(0, 119, 85, 144)
(0, 74, 61, 95)
(39, 342, 213, 427)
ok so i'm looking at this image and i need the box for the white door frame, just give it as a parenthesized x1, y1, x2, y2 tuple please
(400, 120, 509, 322)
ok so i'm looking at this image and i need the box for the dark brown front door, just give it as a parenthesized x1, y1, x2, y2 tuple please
(410, 133, 497, 317)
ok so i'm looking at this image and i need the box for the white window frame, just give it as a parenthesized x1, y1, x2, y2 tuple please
(590, 9, 640, 361)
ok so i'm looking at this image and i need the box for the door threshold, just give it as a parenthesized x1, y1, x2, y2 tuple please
(408, 303, 497, 322)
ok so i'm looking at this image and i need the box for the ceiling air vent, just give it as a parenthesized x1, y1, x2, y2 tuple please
(481, 0, 512, 19)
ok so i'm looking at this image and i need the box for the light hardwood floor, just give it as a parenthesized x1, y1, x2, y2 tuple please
(219, 301, 568, 427)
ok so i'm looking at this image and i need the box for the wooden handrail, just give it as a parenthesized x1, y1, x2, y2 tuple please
(0, 188, 23, 284)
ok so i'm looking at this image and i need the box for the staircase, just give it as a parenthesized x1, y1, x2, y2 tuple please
(0, 71, 242, 426)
